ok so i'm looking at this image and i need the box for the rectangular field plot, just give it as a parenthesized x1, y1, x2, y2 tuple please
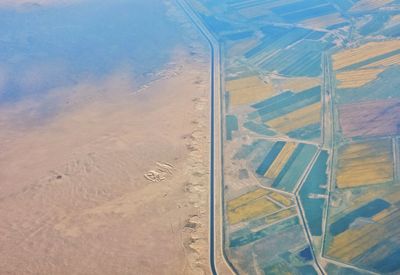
(336, 66, 400, 104)
(267, 102, 321, 134)
(226, 76, 276, 106)
(234, 0, 301, 20)
(338, 99, 400, 138)
(242, 25, 330, 77)
(227, 188, 294, 225)
(349, 0, 394, 12)
(335, 68, 384, 89)
(326, 196, 400, 274)
(228, 216, 317, 274)
(243, 121, 276, 136)
(362, 53, 400, 68)
(336, 139, 394, 188)
(258, 39, 330, 77)
(271, 76, 321, 93)
(300, 13, 346, 29)
(228, 197, 280, 225)
(227, 0, 301, 13)
(227, 188, 269, 210)
(332, 40, 400, 71)
(256, 141, 286, 176)
(254, 86, 321, 122)
(272, 144, 318, 192)
(226, 115, 238, 140)
(253, 140, 319, 192)
(264, 142, 298, 179)
(244, 25, 312, 61)
(247, 86, 322, 140)
(281, 5, 337, 23)
(271, 1, 338, 24)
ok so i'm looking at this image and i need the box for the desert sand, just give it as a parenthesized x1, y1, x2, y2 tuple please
(0, 47, 211, 274)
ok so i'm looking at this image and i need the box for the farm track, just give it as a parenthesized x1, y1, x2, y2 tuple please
(321, 52, 335, 261)
(319, 51, 381, 275)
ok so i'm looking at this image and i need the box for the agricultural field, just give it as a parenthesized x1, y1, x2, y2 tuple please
(225, 188, 319, 273)
(271, 76, 321, 93)
(332, 40, 400, 71)
(226, 115, 239, 140)
(227, 188, 315, 273)
(226, 75, 276, 106)
(335, 68, 384, 89)
(333, 40, 400, 106)
(336, 66, 400, 104)
(324, 186, 400, 273)
(255, 141, 319, 192)
(350, 0, 394, 13)
(251, 38, 333, 77)
(336, 139, 394, 188)
(189, 0, 400, 273)
(227, 188, 294, 226)
(300, 13, 346, 29)
(338, 99, 400, 138)
(247, 86, 322, 140)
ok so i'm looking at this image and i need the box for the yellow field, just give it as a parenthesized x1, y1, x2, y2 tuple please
(227, 188, 269, 210)
(383, 190, 400, 203)
(332, 40, 400, 70)
(268, 192, 294, 207)
(362, 53, 400, 68)
(372, 207, 396, 222)
(273, 78, 321, 93)
(300, 13, 346, 29)
(350, 0, 393, 12)
(348, 188, 388, 209)
(328, 223, 383, 262)
(265, 143, 298, 179)
(328, 209, 400, 262)
(226, 76, 262, 91)
(266, 102, 321, 133)
(336, 68, 384, 88)
(263, 207, 297, 226)
(336, 140, 394, 188)
(226, 76, 276, 106)
(228, 197, 281, 225)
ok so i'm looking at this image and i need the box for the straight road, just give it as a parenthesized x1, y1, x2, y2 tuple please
(176, 1, 219, 274)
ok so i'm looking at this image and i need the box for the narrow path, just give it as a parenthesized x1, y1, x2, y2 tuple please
(319, 51, 379, 275)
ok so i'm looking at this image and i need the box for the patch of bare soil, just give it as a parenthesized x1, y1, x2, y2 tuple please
(0, 50, 210, 274)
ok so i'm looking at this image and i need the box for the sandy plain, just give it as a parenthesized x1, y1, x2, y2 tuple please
(0, 47, 211, 274)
